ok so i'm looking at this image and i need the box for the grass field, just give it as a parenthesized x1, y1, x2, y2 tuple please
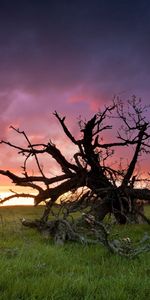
(0, 205, 149, 300)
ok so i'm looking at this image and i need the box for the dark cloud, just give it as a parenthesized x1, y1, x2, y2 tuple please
(0, 0, 150, 126)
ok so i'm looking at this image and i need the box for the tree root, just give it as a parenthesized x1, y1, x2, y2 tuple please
(21, 214, 150, 257)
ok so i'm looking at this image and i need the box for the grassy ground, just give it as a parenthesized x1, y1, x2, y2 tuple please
(0, 206, 149, 300)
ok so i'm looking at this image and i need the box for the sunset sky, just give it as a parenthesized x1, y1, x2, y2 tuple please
(0, 0, 150, 204)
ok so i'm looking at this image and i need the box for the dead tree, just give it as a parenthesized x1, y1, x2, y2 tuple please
(0, 97, 150, 224)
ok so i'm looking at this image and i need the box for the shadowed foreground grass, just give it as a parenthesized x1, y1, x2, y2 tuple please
(0, 206, 149, 300)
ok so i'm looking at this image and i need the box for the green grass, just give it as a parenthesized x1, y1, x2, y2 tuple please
(0, 206, 149, 300)
(145, 204, 150, 218)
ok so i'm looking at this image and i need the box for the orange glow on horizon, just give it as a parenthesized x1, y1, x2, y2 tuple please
(0, 191, 34, 206)
(0, 185, 35, 206)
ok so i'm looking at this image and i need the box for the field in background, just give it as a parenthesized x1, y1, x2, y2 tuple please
(0, 205, 149, 300)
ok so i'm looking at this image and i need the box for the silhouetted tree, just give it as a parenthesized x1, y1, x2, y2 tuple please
(0, 97, 150, 225)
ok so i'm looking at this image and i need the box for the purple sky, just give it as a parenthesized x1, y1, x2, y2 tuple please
(0, 0, 150, 190)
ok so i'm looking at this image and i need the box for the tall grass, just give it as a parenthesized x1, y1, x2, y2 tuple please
(0, 206, 149, 300)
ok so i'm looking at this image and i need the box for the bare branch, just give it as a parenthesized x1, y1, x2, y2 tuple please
(0, 192, 35, 205)
(122, 123, 148, 187)
(10, 126, 47, 179)
(54, 111, 82, 146)
(0, 170, 72, 186)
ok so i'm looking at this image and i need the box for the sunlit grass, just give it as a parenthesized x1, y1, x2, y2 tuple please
(0, 206, 149, 300)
